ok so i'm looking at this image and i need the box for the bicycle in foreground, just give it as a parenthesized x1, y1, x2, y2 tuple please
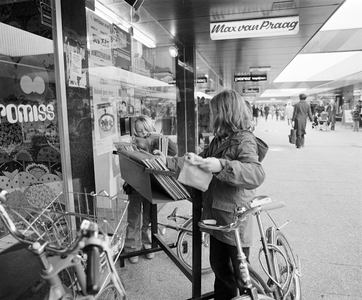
(0, 188, 126, 300)
(158, 206, 212, 275)
(199, 195, 301, 300)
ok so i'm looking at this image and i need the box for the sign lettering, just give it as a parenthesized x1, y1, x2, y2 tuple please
(0, 103, 55, 124)
(234, 74, 267, 82)
(211, 16, 299, 40)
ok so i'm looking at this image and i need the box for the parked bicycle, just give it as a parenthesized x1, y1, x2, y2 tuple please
(0, 188, 127, 300)
(158, 206, 212, 275)
(199, 195, 301, 300)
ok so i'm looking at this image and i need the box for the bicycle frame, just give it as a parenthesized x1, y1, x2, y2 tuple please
(255, 211, 281, 292)
(199, 198, 300, 300)
(36, 245, 116, 300)
(254, 211, 299, 300)
(157, 207, 192, 244)
(0, 188, 127, 300)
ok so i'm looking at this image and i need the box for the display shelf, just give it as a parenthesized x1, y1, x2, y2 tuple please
(114, 150, 211, 299)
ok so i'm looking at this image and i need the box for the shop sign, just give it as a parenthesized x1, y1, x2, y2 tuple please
(197, 77, 208, 83)
(40, 0, 52, 28)
(235, 74, 267, 82)
(243, 87, 260, 93)
(210, 16, 299, 40)
(0, 103, 55, 124)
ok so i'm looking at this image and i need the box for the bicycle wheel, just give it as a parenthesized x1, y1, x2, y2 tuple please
(176, 218, 212, 275)
(267, 228, 301, 300)
(96, 283, 124, 300)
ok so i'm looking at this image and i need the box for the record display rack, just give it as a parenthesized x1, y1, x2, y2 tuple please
(114, 144, 212, 299)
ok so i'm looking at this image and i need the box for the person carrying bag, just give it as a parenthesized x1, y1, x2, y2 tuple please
(154, 90, 266, 299)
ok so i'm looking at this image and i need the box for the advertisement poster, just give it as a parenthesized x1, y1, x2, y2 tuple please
(64, 35, 87, 88)
(90, 74, 118, 103)
(111, 24, 131, 70)
(86, 10, 112, 68)
(94, 101, 118, 156)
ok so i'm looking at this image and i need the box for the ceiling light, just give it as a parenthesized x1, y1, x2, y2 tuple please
(169, 46, 179, 57)
(250, 66, 272, 72)
(124, 7, 140, 23)
(133, 27, 156, 48)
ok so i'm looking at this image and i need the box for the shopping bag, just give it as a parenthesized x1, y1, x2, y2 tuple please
(289, 129, 296, 144)
(177, 160, 212, 192)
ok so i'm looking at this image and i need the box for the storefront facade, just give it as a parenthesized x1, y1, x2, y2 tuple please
(0, 0, 222, 239)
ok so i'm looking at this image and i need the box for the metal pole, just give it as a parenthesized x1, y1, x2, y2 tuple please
(51, 0, 75, 228)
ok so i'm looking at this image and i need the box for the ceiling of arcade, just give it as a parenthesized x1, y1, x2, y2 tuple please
(97, 0, 362, 102)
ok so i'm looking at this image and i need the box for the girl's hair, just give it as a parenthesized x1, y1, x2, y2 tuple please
(211, 89, 254, 137)
(133, 115, 156, 137)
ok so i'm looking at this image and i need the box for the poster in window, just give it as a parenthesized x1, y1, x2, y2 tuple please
(111, 24, 131, 70)
(86, 10, 112, 68)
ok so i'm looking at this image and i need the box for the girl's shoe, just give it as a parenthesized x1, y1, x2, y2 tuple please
(129, 256, 139, 264)
(143, 245, 155, 259)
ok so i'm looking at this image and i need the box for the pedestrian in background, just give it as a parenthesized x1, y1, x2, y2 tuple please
(285, 102, 294, 126)
(252, 102, 259, 125)
(326, 99, 336, 130)
(292, 94, 313, 149)
(314, 100, 325, 128)
(264, 104, 270, 121)
(351, 105, 361, 132)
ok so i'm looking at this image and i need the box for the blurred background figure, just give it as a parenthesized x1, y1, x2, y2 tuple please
(351, 104, 361, 132)
(264, 104, 270, 121)
(314, 100, 325, 129)
(252, 102, 259, 125)
(326, 99, 336, 130)
(292, 94, 313, 149)
(285, 102, 294, 126)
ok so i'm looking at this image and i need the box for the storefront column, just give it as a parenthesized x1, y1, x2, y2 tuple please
(175, 44, 207, 299)
(176, 45, 197, 156)
(52, 0, 74, 212)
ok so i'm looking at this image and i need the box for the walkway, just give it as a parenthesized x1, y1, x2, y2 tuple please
(119, 117, 362, 300)
(2, 117, 362, 300)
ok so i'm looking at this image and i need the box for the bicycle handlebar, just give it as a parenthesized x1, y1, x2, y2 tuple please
(80, 220, 102, 295)
(0, 188, 126, 298)
(199, 199, 285, 232)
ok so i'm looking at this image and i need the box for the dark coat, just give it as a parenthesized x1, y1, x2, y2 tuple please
(292, 100, 313, 135)
(198, 131, 266, 247)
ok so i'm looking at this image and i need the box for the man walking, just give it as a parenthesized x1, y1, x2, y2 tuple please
(292, 94, 313, 149)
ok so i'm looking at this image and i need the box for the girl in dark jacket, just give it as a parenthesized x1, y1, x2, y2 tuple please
(156, 90, 266, 299)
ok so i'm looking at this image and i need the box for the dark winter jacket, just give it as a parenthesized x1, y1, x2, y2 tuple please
(166, 131, 265, 246)
(198, 131, 265, 246)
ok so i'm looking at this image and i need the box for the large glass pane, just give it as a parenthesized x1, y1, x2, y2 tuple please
(85, 4, 178, 194)
(0, 1, 61, 239)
